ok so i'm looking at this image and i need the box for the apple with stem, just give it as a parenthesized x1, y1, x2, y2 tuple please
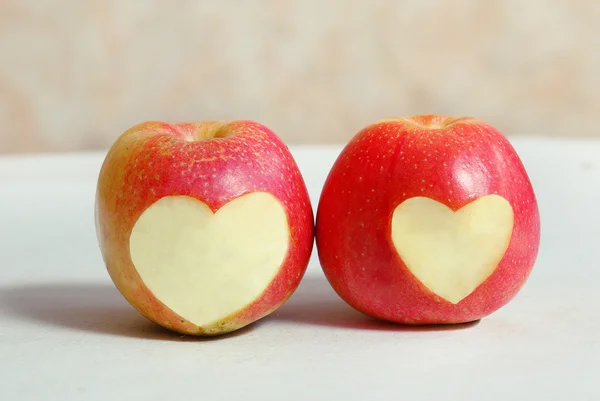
(95, 120, 314, 335)
(316, 115, 540, 324)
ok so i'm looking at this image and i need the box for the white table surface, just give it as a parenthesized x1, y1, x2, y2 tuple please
(1, 139, 599, 400)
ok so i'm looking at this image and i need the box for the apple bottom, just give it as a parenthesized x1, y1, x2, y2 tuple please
(119, 192, 296, 336)
(323, 254, 528, 326)
(319, 194, 530, 325)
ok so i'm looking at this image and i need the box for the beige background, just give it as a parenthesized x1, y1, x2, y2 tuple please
(1, 0, 598, 153)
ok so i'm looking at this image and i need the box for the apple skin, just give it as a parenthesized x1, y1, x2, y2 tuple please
(95, 120, 314, 335)
(316, 115, 540, 324)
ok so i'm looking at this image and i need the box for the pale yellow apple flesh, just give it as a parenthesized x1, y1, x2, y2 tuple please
(129, 192, 289, 326)
(391, 195, 513, 304)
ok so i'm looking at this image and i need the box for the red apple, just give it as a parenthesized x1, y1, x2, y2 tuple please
(316, 115, 540, 324)
(95, 120, 314, 335)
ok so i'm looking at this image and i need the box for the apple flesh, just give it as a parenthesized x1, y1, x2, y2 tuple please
(316, 115, 540, 324)
(95, 120, 314, 335)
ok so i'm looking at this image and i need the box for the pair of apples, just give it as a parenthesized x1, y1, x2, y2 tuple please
(95, 115, 540, 336)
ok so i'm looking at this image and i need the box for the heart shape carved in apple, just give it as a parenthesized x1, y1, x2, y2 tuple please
(129, 192, 289, 326)
(391, 195, 514, 304)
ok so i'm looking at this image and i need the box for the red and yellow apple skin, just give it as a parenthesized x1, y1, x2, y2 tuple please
(95, 120, 314, 335)
(316, 115, 540, 324)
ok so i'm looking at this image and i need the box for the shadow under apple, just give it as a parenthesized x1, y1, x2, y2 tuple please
(0, 275, 478, 340)
(0, 282, 254, 341)
(272, 274, 480, 332)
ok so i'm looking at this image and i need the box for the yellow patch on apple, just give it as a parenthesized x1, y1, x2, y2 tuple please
(391, 195, 514, 304)
(129, 192, 289, 326)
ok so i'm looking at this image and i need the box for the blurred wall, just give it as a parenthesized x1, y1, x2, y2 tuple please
(1, 0, 598, 153)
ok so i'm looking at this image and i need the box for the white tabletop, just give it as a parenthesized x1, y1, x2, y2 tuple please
(1, 139, 599, 400)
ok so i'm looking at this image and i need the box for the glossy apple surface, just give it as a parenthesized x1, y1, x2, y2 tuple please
(316, 115, 540, 324)
(95, 120, 314, 335)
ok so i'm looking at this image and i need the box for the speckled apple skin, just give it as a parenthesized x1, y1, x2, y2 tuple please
(95, 120, 314, 335)
(316, 116, 540, 324)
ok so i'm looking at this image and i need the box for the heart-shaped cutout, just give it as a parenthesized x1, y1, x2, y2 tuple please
(391, 195, 513, 304)
(129, 192, 289, 326)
